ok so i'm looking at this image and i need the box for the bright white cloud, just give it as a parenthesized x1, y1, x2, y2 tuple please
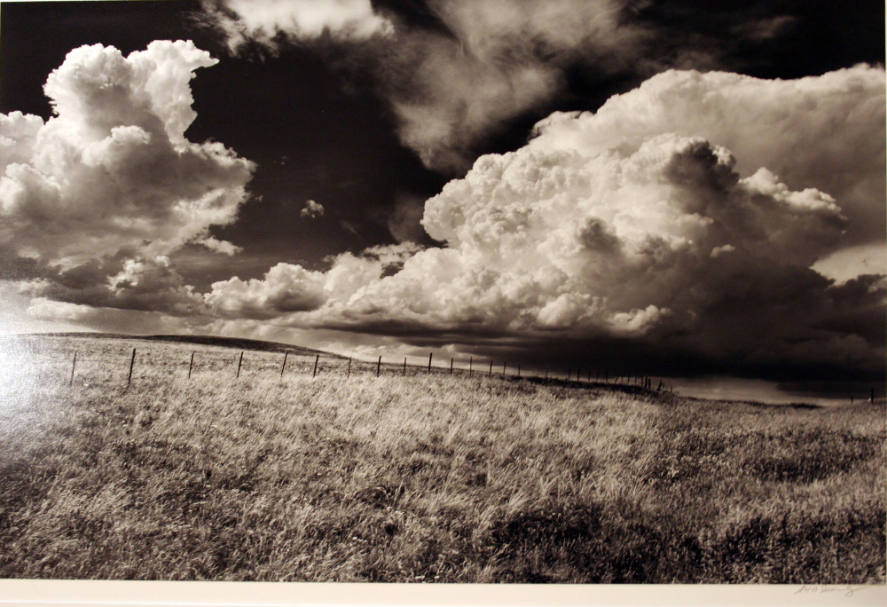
(0, 41, 255, 269)
(300, 199, 325, 218)
(206, 263, 327, 319)
(197, 236, 243, 256)
(203, 0, 393, 52)
(529, 65, 885, 248)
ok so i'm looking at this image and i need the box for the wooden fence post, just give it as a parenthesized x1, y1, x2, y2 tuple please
(427, 352, 433, 373)
(469, 356, 473, 377)
(280, 351, 288, 378)
(127, 347, 136, 387)
(188, 351, 195, 379)
(488, 361, 493, 377)
(236, 351, 243, 378)
(376, 355, 382, 377)
(69, 352, 77, 387)
(403, 357, 407, 375)
(312, 354, 319, 377)
(347, 357, 351, 376)
(450, 358, 454, 374)
(502, 361, 506, 376)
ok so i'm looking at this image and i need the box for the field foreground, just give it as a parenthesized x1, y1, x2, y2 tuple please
(0, 336, 884, 582)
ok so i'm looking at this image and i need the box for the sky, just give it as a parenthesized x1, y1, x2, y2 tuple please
(0, 0, 884, 385)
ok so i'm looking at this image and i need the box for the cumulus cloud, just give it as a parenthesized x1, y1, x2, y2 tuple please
(0, 40, 255, 318)
(300, 199, 325, 219)
(206, 263, 327, 319)
(0, 40, 255, 269)
(199, 67, 884, 379)
(529, 65, 885, 249)
(201, 0, 393, 52)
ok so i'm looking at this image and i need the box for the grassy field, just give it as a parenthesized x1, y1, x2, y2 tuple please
(0, 335, 884, 582)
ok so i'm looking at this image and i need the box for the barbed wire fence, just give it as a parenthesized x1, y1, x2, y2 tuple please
(51, 342, 677, 395)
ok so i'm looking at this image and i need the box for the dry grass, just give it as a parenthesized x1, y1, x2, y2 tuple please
(0, 335, 884, 582)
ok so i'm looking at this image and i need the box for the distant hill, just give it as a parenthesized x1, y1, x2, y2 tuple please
(10, 332, 344, 359)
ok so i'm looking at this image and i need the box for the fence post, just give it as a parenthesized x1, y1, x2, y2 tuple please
(469, 356, 473, 377)
(69, 352, 77, 387)
(427, 352, 432, 373)
(280, 351, 288, 378)
(312, 354, 319, 378)
(488, 361, 493, 377)
(502, 361, 506, 376)
(377, 355, 381, 377)
(403, 357, 407, 375)
(236, 351, 243, 378)
(450, 358, 454, 374)
(347, 357, 351, 376)
(188, 351, 195, 379)
(127, 347, 136, 387)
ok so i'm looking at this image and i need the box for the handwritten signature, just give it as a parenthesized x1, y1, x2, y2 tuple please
(795, 584, 867, 597)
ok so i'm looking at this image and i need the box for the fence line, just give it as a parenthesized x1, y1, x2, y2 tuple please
(54, 342, 673, 393)
(58, 343, 887, 404)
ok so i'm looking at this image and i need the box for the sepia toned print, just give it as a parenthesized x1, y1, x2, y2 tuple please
(0, 0, 884, 585)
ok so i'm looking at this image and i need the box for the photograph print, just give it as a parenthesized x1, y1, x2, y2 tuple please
(0, 0, 884, 585)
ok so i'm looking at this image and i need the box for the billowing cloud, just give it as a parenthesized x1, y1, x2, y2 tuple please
(201, 0, 394, 51)
(199, 67, 884, 379)
(206, 262, 327, 319)
(529, 65, 885, 249)
(0, 41, 255, 319)
(300, 199, 325, 218)
(0, 41, 255, 269)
